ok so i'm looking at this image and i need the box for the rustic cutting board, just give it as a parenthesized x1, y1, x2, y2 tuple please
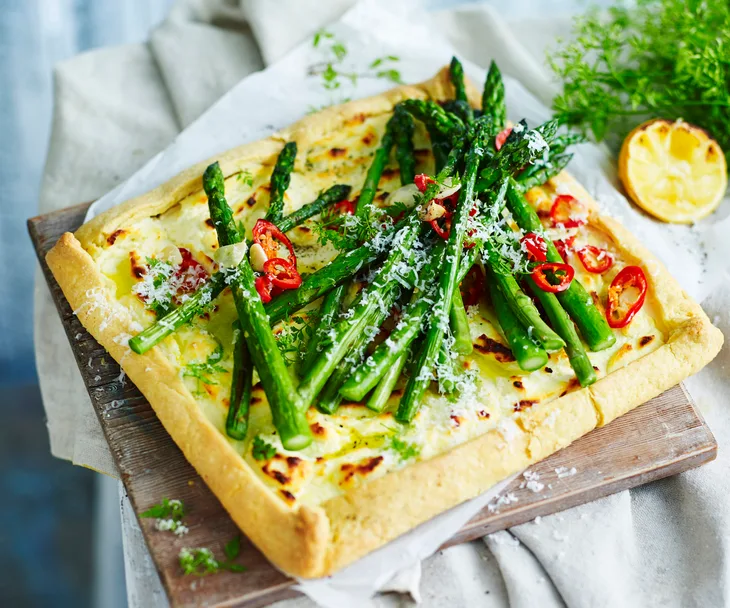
(29, 202, 717, 608)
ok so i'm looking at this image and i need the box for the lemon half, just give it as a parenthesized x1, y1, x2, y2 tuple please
(618, 119, 727, 223)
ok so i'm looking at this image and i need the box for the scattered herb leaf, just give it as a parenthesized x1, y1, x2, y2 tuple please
(183, 343, 226, 394)
(179, 545, 247, 576)
(141, 498, 185, 521)
(236, 170, 254, 187)
(251, 436, 277, 461)
(390, 437, 420, 461)
(224, 536, 241, 561)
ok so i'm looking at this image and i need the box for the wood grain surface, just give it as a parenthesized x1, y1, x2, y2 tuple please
(29, 202, 717, 608)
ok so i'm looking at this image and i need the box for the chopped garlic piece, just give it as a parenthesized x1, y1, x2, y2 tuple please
(215, 242, 248, 269)
(249, 243, 268, 271)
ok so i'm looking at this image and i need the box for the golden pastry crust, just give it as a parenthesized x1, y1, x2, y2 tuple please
(46, 68, 722, 578)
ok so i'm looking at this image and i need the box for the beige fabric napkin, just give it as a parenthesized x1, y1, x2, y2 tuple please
(35, 1, 730, 607)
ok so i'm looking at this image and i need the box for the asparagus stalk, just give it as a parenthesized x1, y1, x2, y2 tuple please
(225, 321, 253, 440)
(396, 120, 489, 423)
(128, 275, 226, 354)
(393, 105, 416, 185)
(525, 277, 597, 386)
(482, 61, 506, 132)
(484, 243, 565, 353)
(128, 184, 351, 355)
(366, 351, 407, 412)
(265, 141, 297, 223)
(203, 162, 311, 450)
(504, 180, 616, 351)
(514, 153, 573, 193)
(486, 272, 549, 371)
(449, 288, 473, 355)
(316, 339, 368, 414)
(450, 56, 469, 103)
(300, 283, 346, 377)
(277, 184, 351, 232)
(400, 99, 464, 142)
(442, 100, 475, 126)
(297, 222, 419, 407)
(355, 114, 398, 218)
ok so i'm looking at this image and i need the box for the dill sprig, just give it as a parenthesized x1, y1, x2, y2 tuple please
(549, 0, 730, 150)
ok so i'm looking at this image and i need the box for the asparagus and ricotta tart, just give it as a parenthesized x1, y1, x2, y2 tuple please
(46, 63, 722, 578)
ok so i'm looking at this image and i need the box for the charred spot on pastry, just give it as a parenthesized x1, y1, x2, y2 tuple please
(347, 112, 367, 125)
(310, 422, 326, 436)
(286, 456, 302, 469)
(559, 377, 582, 397)
(129, 252, 146, 278)
(361, 132, 375, 145)
(477, 410, 491, 419)
(204, 218, 215, 228)
(544, 367, 553, 374)
(514, 399, 538, 412)
(450, 414, 463, 427)
(246, 195, 257, 207)
(280, 489, 296, 503)
(106, 229, 126, 246)
(639, 335, 654, 347)
(329, 147, 347, 158)
(358, 456, 384, 474)
(297, 225, 311, 234)
(512, 379, 524, 389)
(263, 464, 290, 485)
(474, 334, 516, 362)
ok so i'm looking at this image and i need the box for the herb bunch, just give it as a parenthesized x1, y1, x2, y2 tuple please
(549, 0, 730, 150)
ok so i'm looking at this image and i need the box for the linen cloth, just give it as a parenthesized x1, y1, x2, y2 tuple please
(34, 0, 730, 606)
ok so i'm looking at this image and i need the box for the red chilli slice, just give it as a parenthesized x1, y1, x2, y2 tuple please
(263, 258, 302, 290)
(576, 245, 614, 274)
(175, 248, 209, 294)
(606, 265, 647, 328)
(414, 174, 435, 193)
(520, 232, 548, 262)
(460, 265, 485, 307)
(549, 195, 586, 229)
(255, 274, 274, 304)
(429, 209, 452, 240)
(495, 127, 513, 151)
(531, 262, 575, 293)
(554, 236, 576, 263)
(252, 219, 296, 262)
(332, 199, 355, 215)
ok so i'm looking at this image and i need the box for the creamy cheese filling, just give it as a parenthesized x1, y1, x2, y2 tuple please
(88, 111, 665, 508)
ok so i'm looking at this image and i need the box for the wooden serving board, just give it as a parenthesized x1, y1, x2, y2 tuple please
(29, 202, 717, 608)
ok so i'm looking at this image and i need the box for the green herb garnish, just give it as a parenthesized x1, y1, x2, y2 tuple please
(140, 497, 185, 520)
(183, 343, 226, 393)
(309, 30, 403, 92)
(236, 170, 254, 187)
(251, 436, 277, 461)
(390, 437, 420, 461)
(179, 540, 246, 577)
(550, 0, 730, 149)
